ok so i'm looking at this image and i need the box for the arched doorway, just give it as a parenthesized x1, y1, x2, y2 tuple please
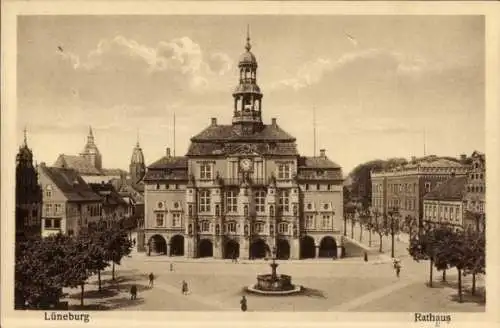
(276, 239, 290, 260)
(319, 236, 337, 258)
(224, 239, 240, 259)
(170, 235, 184, 256)
(149, 235, 167, 255)
(250, 239, 270, 259)
(198, 239, 213, 258)
(300, 236, 316, 259)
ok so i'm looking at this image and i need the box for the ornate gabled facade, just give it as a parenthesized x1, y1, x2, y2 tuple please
(143, 32, 344, 260)
(463, 151, 485, 231)
(15, 129, 43, 242)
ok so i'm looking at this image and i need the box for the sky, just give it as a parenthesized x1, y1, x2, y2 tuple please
(17, 15, 485, 174)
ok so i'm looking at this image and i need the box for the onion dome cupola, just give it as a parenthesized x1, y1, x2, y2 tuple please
(130, 132, 146, 185)
(232, 25, 264, 135)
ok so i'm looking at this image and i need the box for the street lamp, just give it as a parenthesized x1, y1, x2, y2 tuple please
(388, 207, 400, 258)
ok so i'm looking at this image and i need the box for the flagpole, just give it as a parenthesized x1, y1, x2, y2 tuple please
(173, 112, 176, 157)
(313, 106, 317, 157)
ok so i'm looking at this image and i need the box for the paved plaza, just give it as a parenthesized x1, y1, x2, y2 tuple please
(63, 227, 485, 312)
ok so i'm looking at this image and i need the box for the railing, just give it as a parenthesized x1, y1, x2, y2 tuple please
(224, 178, 268, 186)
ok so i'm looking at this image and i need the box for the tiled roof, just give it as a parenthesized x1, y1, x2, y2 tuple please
(54, 154, 102, 175)
(101, 168, 127, 176)
(88, 183, 127, 206)
(143, 169, 188, 181)
(186, 141, 299, 156)
(40, 165, 101, 202)
(298, 156, 342, 169)
(424, 176, 467, 201)
(191, 124, 296, 142)
(148, 156, 188, 169)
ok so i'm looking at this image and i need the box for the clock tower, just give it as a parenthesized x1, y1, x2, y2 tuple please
(232, 26, 263, 135)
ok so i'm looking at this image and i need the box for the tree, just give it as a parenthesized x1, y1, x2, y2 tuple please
(440, 229, 467, 302)
(104, 221, 133, 281)
(372, 213, 390, 253)
(432, 226, 456, 283)
(404, 215, 418, 238)
(463, 228, 485, 295)
(15, 234, 76, 308)
(408, 225, 439, 287)
(81, 224, 110, 292)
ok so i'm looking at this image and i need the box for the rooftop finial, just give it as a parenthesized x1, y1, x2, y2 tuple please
(136, 128, 140, 147)
(245, 24, 251, 51)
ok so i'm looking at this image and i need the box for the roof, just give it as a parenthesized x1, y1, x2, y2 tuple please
(148, 156, 188, 169)
(143, 169, 189, 181)
(101, 168, 127, 176)
(423, 176, 467, 201)
(39, 165, 101, 202)
(190, 124, 296, 142)
(298, 156, 342, 169)
(89, 183, 127, 206)
(54, 154, 102, 175)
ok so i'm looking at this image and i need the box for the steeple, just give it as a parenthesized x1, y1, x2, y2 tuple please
(232, 26, 263, 135)
(88, 126, 95, 145)
(130, 134, 146, 185)
(80, 126, 102, 169)
(23, 126, 28, 147)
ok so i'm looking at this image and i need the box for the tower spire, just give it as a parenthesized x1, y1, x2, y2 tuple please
(136, 128, 140, 147)
(23, 126, 28, 147)
(245, 24, 251, 51)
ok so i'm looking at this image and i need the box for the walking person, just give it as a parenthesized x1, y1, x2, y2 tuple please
(170, 263, 174, 272)
(393, 259, 401, 278)
(148, 272, 155, 288)
(130, 284, 137, 300)
(240, 296, 247, 312)
(182, 280, 188, 295)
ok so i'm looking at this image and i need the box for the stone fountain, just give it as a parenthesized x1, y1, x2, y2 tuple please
(246, 246, 303, 295)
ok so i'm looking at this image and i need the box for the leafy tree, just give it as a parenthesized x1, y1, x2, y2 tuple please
(372, 213, 390, 253)
(15, 234, 76, 308)
(105, 220, 133, 281)
(81, 223, 110, 292)
(463, 228, 485, 295)
(432, 227, 456, 283)
(408, 226, 439, 287)
(439, 229, 468, 302)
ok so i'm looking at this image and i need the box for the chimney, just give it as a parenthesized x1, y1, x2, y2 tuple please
(411, 156, 416, 163)
(271, 118, 277, 126)
(460, 154, 467, 161)
(211, 117, 217, 126)
(320, 149, 326, 158)
(166, 147, 171, 158)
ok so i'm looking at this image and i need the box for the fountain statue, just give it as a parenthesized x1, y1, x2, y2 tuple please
(246, 246, 303, 295)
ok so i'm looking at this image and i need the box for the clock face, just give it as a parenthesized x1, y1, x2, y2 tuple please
(240, 158, 252, 171)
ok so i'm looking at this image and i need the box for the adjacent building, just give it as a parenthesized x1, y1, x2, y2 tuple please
(54, 127, 127, 183)
(143, 33, 344, 260)
(371, 156, 469, 226)
(89, 182, 128, 227)
(38, 163, 102, 237)
(463, 151, 486, 231)
(15, 130, 43, 242)
(422, 175, 467, 229)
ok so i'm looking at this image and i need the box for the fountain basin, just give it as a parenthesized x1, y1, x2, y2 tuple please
(246, 274, 303, 296)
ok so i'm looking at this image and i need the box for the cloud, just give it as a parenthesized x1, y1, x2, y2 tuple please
(271, 48, 430, 91)
(57, 35, 233, 92)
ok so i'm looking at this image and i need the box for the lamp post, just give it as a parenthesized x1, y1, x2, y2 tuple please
(388, 207, 400, 258)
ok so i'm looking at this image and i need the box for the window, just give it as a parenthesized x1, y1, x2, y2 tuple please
(172, 213, 181, 227)
(293, 204, 298, 216)
(307, 203, 313, 210)
(44, 219, 52, 228)
(306, 215, 314, 228)
(317, 184, 320, 190)
(174, 202, 180, 209)
(226, 190, 238, 212)
(425, 182, 431, 193)
(188, 204, 193, 216)
(244, 205, 249, 217)
(255, 190, 266, 212)
(305, 184, 309, 191)
(45, 204, 52, 215)
(269, 205, 275, 216)
(53, 219, 61, 229)
(215, 204, 220, 216)
(254, 222, 264, 233)
(157, 202, 164, 209)
(278, 223, 288, 234)
(200, 164, 212, 180)
(277, 163, 291, 180)
(199, 190, 211, 212)
(322, 215, 330, 228)
(201, 221, 210, 232)
(323, 203, 329, 210)
(227, 222, 236, 233)
(156, 213, 164, 226)
(54, 203, 61, 214)
(45, 185, 53, 198)
(278, 190, 290, 213)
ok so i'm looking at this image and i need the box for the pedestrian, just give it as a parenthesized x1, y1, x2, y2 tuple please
(148, 272, 155, 288)
(170, 263, 174, 272)
(240, 296, 247, 312)
(133, 238, 136, 246)
(130, 284, 137, 300)
(182, 280, 188, 295)
(364, 252, 368, 262)
(393, 259, 401, 278)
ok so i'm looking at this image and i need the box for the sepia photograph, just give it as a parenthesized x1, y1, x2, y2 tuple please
(2, 2, 498, 327)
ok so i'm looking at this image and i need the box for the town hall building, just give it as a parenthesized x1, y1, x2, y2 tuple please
(143, 33, 344, 260)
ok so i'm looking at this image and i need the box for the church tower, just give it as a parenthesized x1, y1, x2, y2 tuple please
(80, 126, 102, 170)
(232, 26, 264, 135)
(129, 135, 146, 185)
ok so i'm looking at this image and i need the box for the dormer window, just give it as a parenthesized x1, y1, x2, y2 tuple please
(277, 163, 291, 180)
(45, 185, 53, 198)
(200, 164, 212, 180)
